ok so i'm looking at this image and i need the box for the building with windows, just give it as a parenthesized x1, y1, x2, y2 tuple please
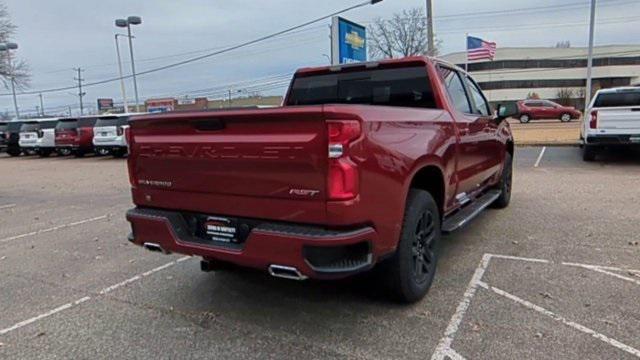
(441, 45, 640, 108)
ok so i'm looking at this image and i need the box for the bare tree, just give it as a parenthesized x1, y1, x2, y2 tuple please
(555, 41, 571, 48)
(368, 8, 440, 60)
(0, 3, 29, 90)
(555, 88, 574, 106)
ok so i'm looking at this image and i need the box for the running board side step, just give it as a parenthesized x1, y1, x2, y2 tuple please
(442, 190, 501, 234)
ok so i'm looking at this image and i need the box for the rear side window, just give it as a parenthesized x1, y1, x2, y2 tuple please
(287, 66, 437, 108)
(57, 120, 78, 130)
(439, 67, 471, 114)
(95, 116, 129, 127)
(20, 122, 40, 132)
(593, 90, 640, 107)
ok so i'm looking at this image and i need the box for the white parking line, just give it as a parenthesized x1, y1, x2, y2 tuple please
(0, 256, 192, 336)
(0, 297, 91, 335)
(0, 204, 16, 210)
(432, 254, 640, 359)
(481, 283, 640, 358)
(534, 146, 547, 168)
(0, 214, 109, 244)
(563, 262, 640, 286)
(431, 254, 491, 360)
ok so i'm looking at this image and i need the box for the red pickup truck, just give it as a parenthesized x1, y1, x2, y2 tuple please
(126, 57, 516, 302)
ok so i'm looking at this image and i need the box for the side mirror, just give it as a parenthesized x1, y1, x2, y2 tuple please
(496, 103, 518, 121)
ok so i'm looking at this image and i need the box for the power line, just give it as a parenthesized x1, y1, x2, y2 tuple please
(1, 0, 377, 97)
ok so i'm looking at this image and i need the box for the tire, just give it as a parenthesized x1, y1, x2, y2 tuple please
(583, 145, 597, 162)
(57, 148, 71, 156)
(560, 113, 572, 122)
(519, 114, 531, 123)
(491, 153, 513, 209)
(96, 148, 110, 156)
(74, 150, 85, 158)
(7, 148, 21, 157)
(380, 189, 441, 303)
(112, 149, 127, 158)
(38, 149, 52, 158)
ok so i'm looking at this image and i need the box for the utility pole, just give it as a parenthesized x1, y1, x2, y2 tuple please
(584, 0, 597, 114)
(73, 67, 86, 116)
(38, 93, 45, 116)
(228, 89, 232, 107)
(426, 0, 435, 56)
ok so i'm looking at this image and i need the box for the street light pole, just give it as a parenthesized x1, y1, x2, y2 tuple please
(426, 0, 435, 56)
(115, 34, 129, 113)
(38, 93, 45, 116)
(116, 16, 142, 112)
(585, 0, 597, 114)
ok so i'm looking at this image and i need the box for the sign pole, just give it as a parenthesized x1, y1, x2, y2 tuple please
(584, 0, 597, 114)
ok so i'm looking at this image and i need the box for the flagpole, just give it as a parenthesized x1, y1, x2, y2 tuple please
(464, 33, 469, 72)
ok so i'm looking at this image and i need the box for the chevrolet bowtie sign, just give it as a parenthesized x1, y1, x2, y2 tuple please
(331, 16, 367, 65)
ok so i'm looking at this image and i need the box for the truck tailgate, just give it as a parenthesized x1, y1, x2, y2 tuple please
(597, 107, 640, 134)
(128, 107, 329, 223)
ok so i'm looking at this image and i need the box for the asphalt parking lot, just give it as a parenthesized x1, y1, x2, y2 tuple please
(1, 147, 639, 359)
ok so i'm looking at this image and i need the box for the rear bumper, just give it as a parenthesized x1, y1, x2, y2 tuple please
(126, 207, 379, 279)
(93, 136, 126, 148)
(585, 134, 640, 146)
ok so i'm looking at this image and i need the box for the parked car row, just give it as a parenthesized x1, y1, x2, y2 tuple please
(2, 113, 140, 158)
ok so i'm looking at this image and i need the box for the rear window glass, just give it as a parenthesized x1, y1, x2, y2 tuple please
(40, 120, 58, 129)
(20, 122, 40, 132)
(56, 120, 78, 130)
(287, 66, 437, 108)
(78, 117, 98, 127)
(95, 116, 129, 127)
(594, 90, 640, 107)
(7, 122, 23, 132)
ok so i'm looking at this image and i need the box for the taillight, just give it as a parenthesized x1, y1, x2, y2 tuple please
(37, 130, 44, 138)
(117, 126, 124, 136)
(589, 111, 598, 129)
(326, 120, 361, 200)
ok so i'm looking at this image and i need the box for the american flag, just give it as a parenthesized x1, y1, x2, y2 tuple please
(467, 36, 497, 61)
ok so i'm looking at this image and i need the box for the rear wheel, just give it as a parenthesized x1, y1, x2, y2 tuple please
(519, 114, 531, 123)
(57, 148, 72, 156)
(491, 153, 512, 209)
(583, 145, 597, 161)
(112, 149, 127, 158)
(96, 148, 110, 156)
(7, 148, 21, 157)
(38, 149, 53, 157)
(560, 113, 572, 122)
(380, 189, 440, 303)
(74, 149, 85, 158)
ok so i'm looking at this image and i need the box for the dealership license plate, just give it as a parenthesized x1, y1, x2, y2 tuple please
(101, 132, 108, 137)
(203, 216, 237, 243)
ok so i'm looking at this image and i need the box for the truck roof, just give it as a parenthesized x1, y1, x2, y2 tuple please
(294, 56, 464, 77)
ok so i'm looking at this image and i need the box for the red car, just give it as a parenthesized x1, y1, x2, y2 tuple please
(125, 56, 516, 302)
(517, 100, 581, 123)
(55, 117, 98, 157)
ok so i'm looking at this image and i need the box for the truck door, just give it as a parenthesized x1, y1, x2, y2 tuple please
(462, 75, 502, 184)
(438, 66, 489, 200)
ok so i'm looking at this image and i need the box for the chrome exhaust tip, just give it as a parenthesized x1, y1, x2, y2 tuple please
(143, 242, 169, 254)
(268, 265, 308, 281)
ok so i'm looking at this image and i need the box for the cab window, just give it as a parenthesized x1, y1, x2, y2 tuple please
(439, 66, 471, 114)
(464, 76, 491, 116)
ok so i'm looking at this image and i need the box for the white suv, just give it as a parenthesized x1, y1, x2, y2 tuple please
(92, 114, 139, 157)
(18, 118, 59, 157)
(581, 87, 640, 161)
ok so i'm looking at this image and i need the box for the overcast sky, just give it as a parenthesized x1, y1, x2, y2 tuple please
(2, 0, 639, 116)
